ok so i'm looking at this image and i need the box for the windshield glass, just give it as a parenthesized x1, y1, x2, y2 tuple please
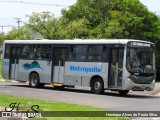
(126, 47, 155, 74)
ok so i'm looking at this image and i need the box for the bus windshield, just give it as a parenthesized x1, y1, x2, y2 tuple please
(126, 46, 155, 75)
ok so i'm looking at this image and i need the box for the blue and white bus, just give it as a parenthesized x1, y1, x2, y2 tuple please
(2, 39, 155, 95)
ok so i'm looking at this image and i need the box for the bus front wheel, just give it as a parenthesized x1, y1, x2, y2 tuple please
(118, 90, 129, 96)
(91, 77, 104, 94)
(29, 73, 43, 88)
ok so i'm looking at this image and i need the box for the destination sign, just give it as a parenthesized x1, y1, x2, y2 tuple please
(129, 42, 151, 47)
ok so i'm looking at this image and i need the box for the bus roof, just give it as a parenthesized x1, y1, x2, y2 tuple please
(3, 39, 154, 45)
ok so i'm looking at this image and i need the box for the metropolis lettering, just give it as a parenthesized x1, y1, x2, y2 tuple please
(70, 66, 101, 73)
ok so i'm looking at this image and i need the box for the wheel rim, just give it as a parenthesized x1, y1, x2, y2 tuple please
(94, 81, 101, 91)
(31, 76, 37, 86)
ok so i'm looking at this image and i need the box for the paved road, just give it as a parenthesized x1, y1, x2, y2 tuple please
(0, 81, 160, 111)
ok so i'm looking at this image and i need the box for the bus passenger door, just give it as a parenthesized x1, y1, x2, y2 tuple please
(52, 47, 67, 83)
(9, 47, 20, 79)
(108, 48, 124, 88)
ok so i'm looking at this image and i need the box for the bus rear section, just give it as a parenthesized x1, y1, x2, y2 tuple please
(2, 43, 52, 88)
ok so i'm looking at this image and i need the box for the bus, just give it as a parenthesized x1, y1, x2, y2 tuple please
(2, 39, 155, 95)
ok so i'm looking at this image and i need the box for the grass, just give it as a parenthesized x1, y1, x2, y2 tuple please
(0, 59, 3, 79)
(0, 59, 5, 80)
(0, 93, 102, 111)
(0, 59, 6, 80)
(0, 94, 127, 120)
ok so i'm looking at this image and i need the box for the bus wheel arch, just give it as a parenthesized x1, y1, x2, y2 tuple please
(29, 72, 44, 88)
(90, 75, 104, 94)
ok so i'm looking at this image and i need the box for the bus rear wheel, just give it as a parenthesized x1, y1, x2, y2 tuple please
(29, 73, 43, 88)
(118, 90, 129, 96)
(91, 77, 104, 94)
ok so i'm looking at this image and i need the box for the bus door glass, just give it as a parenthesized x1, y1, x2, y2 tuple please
(109, 47, 124, 88)
(2, 44, 10, 79)
(9, 47, 21, 79)
(52, 47, 67, 83)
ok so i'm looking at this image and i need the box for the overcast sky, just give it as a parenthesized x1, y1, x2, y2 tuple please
(0, 0, 160, 33)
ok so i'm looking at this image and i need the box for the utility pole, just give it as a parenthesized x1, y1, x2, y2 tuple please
(0, 26, 5, 51)
(0, 25, 14, 54)
(0, 25, 15, 34)
(14, 18, 22, 28)
(0, 25, 4, 34)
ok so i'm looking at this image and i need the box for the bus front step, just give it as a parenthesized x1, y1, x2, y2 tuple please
(52, 83, 63, 87)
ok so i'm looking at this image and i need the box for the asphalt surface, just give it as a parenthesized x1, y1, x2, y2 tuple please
(0, 81, 160, 111)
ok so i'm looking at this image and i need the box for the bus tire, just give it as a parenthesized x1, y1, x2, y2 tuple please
(118, 90, 129, 96)
(39, 83, 45, 88)
(29, 73, 41, 88)
(91, 77, 104, 94)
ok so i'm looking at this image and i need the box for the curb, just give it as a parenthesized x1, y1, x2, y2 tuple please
(0, 80, 29, 84)
(155, 92, 160, 96)
(0, 80, 19, 83)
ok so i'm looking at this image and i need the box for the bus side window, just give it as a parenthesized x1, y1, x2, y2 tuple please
(75, 45, 87, 62)
(68, 47, 76, 61)
(60, 49, 67, 66)
(34, 45, 51, 60)
(102, 45, 107, 62)
(87, 46, 96, 62)
(45, 53, 51, 59)
(4, 45, 10, 59)
(21, 45, 30, 59)
(36, 45, 44, 59)
(86, 45, 107, 62)
(44, 45, 51, 60)
(29, 45, 37, 59)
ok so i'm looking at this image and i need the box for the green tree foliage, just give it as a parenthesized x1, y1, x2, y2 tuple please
(26, 12, 90, 39)
(26, 0, 160, 41)
(0, 33, 5, 44)
(62, 18, 90, 39)
(62, 0, 160, 41)
(5, 27, 31, 40)
(26, 12, 64, 39)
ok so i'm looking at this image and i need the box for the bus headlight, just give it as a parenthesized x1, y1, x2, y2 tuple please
(127, 77, 133, 83)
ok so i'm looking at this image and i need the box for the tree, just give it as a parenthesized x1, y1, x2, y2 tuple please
(62, 18, 90, 39)
(62, 0, 160, 41)
(26, 12, 65, 39)
(26, 12, 90, 39)
(0, 33, 5, 44)
(5, 27, 31, 40)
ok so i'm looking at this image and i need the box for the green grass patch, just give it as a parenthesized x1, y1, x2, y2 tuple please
(0, 93, 102, 111)
(0, 93, 127, 120)
(0, 59, 4, 80)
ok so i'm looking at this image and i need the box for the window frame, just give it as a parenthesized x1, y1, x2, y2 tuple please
(67, 44, 108, 62)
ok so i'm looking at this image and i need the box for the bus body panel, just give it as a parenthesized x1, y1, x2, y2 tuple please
(124, 78, 155, 91)
(65, 62, 108, 88)
(2, 59, 10, 79)
(123, 63, 155, 91)
(53, 66, 65, 84)
(10, 62, 19, 79)
(18, 60, 52, 83)
(17, 60, 30, 81)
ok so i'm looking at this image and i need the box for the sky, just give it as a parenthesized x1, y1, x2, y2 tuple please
(0, 0, 160, 33)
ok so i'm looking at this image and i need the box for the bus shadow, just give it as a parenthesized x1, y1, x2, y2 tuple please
(104, 92, 159, 99)
(8, 84, 159, 99)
